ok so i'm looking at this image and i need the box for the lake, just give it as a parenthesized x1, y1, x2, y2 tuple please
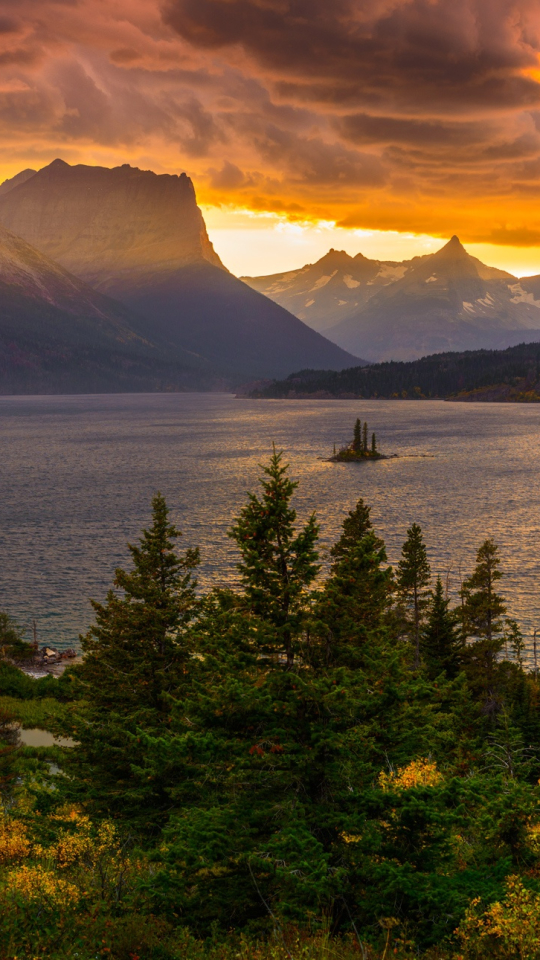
(0, 392, 539, 656)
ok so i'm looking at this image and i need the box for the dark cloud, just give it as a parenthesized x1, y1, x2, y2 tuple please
(109, 48, 142, 65)
(162, 0, 540, 111)
(336, 113, 494, 148)
(0, 17, 19, 33)
(208, 159, 249, 189)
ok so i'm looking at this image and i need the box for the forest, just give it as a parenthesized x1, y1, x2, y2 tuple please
(250, 341, 540, 400)
(1, 450, 540, 959)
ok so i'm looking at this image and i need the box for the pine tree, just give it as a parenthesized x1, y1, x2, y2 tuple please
(330, 497, 375, 564)
(228, 447, 319, 668)
(461, 538, 507, 711)
(61, 493, 199, 832)
(371, 432, 377, 454)
(421, 576, 462, 679)
(363, 421, 368, 452)
(353, 418, 362, 452)
(0, 611, 33, 662)
(397, 523, 431, 668)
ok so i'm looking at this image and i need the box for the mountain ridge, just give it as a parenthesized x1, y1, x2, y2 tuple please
(243, 237, 540, 361)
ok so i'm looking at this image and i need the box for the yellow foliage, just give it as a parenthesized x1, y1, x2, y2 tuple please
(378, 758, 443, 792)
(7, 864, 80, 906)
(0, 817, 31, 863)
(457, 875, 540, 958)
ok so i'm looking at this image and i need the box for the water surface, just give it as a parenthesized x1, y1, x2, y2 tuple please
(0, 393, 538, 652)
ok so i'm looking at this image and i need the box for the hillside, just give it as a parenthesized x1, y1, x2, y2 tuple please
(0, 223, 221, 394)
(244, 237, 540, 362)
(0, 161, 361, 379)
(248, 341, 540, 401)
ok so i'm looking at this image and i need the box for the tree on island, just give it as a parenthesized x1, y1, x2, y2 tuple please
(363, 420, 368, 452)
(353, 417, 362, 452)
(397, 523, 431, 668)
(371, 432, 377, 454)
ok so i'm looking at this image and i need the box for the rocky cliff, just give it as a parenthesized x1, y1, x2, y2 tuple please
(0, 159, 224, 290)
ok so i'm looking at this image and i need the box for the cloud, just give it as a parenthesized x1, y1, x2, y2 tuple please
(3, 0, 540, 243)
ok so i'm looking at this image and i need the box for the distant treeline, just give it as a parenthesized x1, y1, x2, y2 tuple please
(250, 341, 540, 400)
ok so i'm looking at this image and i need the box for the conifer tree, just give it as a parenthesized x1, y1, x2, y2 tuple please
(229, 447, 319, 668)
(421, 576, 462, 679)
(62, 493, 199, 831)
(363, 421, 368, 452)
(371, 432, 377, 454)
(0, 611, 33, 661)
(397, 523, 431, 668)
(353, 418, 362, 452)
(329, 498, 375, 563)
(461, 538, 507, 711)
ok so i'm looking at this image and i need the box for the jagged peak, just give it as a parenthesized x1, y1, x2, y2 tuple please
(433, 234, 470, 259)
(316, 248, 355, 267)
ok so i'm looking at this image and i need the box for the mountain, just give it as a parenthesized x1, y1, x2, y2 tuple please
(244, 237, 540, 362)
(0, 160, 361, 378)
(0, 169, 37, 197)
(0, 222, 222, 394)
(249, 341, 540, 402)
(242, 248, 415, 334)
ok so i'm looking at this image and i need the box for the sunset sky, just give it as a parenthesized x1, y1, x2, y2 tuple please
(4, 0, 540, 275)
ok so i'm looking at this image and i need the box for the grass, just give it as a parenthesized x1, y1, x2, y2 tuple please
(0, 694, 69, 728)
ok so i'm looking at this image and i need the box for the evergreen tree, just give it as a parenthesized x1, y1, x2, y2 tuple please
(371, 432, 377, 454)
(61, 493, 199, 832)
(461, 538, 507, 712)
(353, 418, 361, 452)
(229, 447, 319, 668)
(362, 421, 368, 452)
(317, 530, 393, 668)
(421, 576, 462, 679)
(146, 480, 451, 937)
(329, 498, 374, 564)
(397, 523, 431, 668)
(0, 611, 33, 661)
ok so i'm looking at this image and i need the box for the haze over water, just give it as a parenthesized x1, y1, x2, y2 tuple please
(1, 393, 539, 656)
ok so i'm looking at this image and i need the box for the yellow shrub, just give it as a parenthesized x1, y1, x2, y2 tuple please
(379, 758, 443, 792)
(457, 875, 540, 958)
(7, 864, 81, 906)
(0, 818, 31, 863)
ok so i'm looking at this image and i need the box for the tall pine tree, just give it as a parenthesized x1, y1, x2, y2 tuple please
(397, 523, 431, 668)
(421, 576, 462, 679)
(461, 538, 507, 713)
(61, 493, 199, 833)
(229, 447, 319, 668)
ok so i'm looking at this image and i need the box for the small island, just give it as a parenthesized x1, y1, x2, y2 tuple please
(329, 418, 396, 462)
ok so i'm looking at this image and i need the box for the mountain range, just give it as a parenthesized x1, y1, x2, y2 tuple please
(243, 238, 540, 362)
(0, 161, 359, 389)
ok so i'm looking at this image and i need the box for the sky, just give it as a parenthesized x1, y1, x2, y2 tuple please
(3, 0, 540, 276)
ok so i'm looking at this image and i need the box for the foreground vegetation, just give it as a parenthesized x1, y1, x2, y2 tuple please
(2, 450, 540, 958)
(250, 341, 540, 399)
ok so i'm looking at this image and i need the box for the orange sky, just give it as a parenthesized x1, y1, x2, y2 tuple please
(4, 0, 540, 275)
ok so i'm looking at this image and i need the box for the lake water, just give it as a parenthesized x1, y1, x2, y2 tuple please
(0, 393, 539, 657)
